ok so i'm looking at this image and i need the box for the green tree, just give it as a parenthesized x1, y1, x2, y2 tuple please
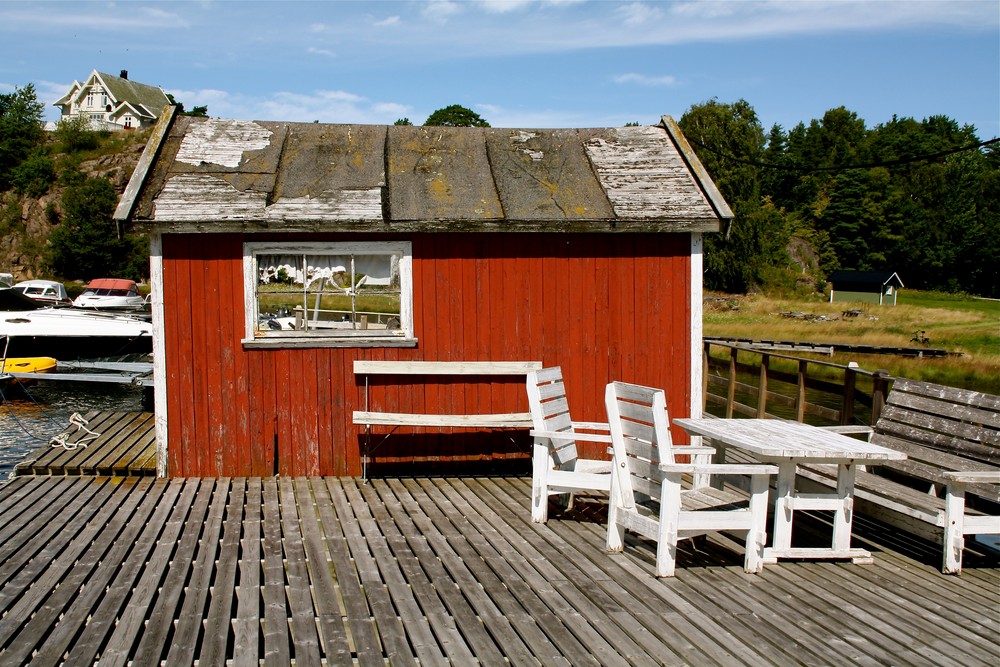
(165, 93, 208, 117)
(424, 105, 490, 127)
(0, 84, 45, 190)
(680, 99, 790, 292)
(48, 177, 148, 280)
(394, 118, 413, 126)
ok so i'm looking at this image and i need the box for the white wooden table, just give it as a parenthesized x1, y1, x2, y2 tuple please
(673, 418, 907, 564)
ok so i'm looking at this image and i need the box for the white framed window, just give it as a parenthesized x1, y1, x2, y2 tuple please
(243, 241, 415, 348)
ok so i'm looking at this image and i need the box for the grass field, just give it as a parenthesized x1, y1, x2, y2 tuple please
(703, 291, 1000, 394)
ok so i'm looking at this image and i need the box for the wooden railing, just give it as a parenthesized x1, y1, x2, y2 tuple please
(703, 340, 894, 427)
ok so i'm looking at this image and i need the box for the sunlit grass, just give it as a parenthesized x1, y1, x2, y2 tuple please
(704, 291, 1000, 393)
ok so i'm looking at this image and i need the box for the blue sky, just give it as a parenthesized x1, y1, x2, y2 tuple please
(2, 0, 998, 138)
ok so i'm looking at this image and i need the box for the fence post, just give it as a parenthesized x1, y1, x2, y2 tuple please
(702, 340, 711, 414)
(871, 369, 892, 425)
(795, 359, 808, 422)
(726, 347, 738, 418)
(842, 366, 858, 425)
(756, 353, 770, 417)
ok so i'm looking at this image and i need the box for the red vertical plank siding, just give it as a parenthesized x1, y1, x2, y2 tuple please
(160, 232, 691, 477)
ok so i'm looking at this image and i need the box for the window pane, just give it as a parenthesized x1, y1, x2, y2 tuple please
(255, 250, 403, 335)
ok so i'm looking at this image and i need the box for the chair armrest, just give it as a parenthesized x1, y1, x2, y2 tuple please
(942, 470, 1000, 484)
(571, 421, 610, 432)
(530, 429, 612, 443)
(677, 445, 717, 456)
(659, 463, 779, 476)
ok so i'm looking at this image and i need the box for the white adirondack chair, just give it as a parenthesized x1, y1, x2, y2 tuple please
(526, 367, 613, 523)
(605, 381, 777, 577)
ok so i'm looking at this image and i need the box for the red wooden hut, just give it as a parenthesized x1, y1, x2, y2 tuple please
(116, 108, 732, 477)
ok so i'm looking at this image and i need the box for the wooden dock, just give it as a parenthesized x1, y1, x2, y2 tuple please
(0, 473, 996, 665)
(12, 411, 155, 477)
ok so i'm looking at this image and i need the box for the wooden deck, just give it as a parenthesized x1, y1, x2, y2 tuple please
(12, 411, 155, 477)
(0, 474, 996, 666)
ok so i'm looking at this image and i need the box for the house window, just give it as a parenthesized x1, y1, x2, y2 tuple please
(243, 241, 414, 348)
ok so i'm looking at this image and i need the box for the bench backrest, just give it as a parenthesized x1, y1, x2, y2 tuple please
(606, 381, 675, 508)
(872, 377, 1000, 501)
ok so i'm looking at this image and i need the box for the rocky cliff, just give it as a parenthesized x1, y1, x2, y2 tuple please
(0, 132, 148, 281)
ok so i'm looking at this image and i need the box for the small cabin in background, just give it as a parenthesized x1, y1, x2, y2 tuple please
(115, 109, 733, 478)
(829, 270, 904, 306)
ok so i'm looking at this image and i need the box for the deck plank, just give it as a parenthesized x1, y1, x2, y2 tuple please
(233, 477, 262, 667)
(312, 477, 385, 667)
(0, 475, 994, 666)
(292, 478, 354, 664)
(199, 478, 246, 666)
(14, 410, 156, 477)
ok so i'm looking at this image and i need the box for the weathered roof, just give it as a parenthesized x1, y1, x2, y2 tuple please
(829, 270, 904, 289)
(117, 108, 733, 234)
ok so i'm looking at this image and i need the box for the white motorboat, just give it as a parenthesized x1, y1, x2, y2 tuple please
(12, 280, 74, 306)
(73, 278, 146, 311)
(1, 288, 152, 360)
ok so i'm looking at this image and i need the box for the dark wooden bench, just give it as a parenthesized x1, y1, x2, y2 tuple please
(796, 378, 1000, 573)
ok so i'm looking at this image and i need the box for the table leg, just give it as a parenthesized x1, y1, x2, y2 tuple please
(833, 463, 856, 552)
(771, 461, 797, 552)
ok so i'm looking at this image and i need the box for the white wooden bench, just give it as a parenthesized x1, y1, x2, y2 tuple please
(353, 360, 542, 477)
(795, 378, 1000, 573)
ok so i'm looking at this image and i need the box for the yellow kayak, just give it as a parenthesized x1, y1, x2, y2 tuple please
(0, 357, 58, 374)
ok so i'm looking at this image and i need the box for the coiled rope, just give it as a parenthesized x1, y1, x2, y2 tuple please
(49, 412, 101, 450)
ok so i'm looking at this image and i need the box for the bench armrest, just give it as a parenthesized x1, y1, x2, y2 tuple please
(942, 470, 1000, 484)
(530, 429, 613, 443)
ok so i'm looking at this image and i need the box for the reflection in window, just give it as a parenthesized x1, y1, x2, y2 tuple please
(245, 242, 412, 345)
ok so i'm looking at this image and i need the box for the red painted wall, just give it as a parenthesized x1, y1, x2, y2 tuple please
(161, 232, 693, 477)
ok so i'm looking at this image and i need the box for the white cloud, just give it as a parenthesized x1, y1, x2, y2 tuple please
(614, 73, 678, 87)
(422, 0, 463, 22)
(166, 87, 412, 125)
(0, 5, 189, 31)
(375, 15, 401, 27)
(476, 0, 536, 13)
(307, 47, 337, 58)
(617, 2, 664, 26)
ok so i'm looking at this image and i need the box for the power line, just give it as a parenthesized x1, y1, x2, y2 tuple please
(685, 136, 1000, 173)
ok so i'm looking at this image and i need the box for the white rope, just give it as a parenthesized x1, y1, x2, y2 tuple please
(50, 412, 101, 450)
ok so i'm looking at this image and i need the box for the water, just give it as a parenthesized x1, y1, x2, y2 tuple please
(0, 381, 146, 478)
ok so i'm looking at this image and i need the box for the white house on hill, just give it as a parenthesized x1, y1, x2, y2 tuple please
(52, 70, 170, 131)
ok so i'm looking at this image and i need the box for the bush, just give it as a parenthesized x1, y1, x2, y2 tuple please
(54, 115, 101, 152)
(11, 152, 56, 197)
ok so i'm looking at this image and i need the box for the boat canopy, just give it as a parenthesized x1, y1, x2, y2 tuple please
(82, 279, 139, 293)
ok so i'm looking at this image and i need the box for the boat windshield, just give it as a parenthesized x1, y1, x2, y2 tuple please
(0, 288, 44, 311)
(82, 288, 138, 297)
